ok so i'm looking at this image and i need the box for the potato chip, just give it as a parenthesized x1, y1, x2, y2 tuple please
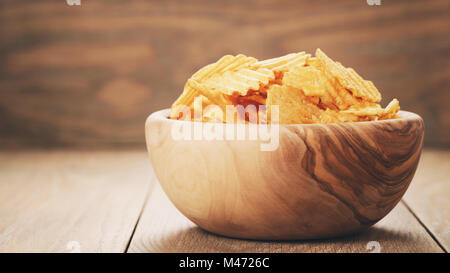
(323, 109, 364, 123)
(306, 57, 321, 68)
(266, 85, 322, 124)
(251, 52, 309, 72)
(384, 98, 400, 114)
(271, 54, 310, 72)
(341, 103, 384, 116)
(202, 104, 224, 123)
(192, 54, 257, 82)
(231, 92, 266, 106)
(309, 53, 362, 110)
(282, 66, 326, 97)
(170, 49, 400, 124)
(170, 79, 231, 118)
(301, 51, 359, 110)
(202, 67, 275, 96)
(170, 104, 191, 120)
(316, 49, 381, 102)
(380, 98, 400, 119)
(241, 93, 266, 105)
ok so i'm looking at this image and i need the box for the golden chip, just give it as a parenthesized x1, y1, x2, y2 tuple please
(202, 104, 224, 123)
(384, 98, 400, 114)
(312, 56, 362, 109)
(202, 67, 275, 96)
(251, 52, 309, 72)
(192, 54, 257, 82)
(282, 66, 326, 97)
(316, 48, 381, 102)
(380, 98, 400, 119)
(266, 85, 322, 124)
(170, 49, 400, 124)
(341, 103, 384, 116)
(306, 57, 321, 68)
(191, 81, 232, 109)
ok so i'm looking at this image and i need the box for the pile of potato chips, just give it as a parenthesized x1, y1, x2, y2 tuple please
(170, 49, 400, 124)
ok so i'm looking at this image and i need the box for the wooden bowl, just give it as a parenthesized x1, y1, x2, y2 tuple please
(145, 109, 424, 240)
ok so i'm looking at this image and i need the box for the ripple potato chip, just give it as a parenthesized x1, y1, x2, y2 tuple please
(192, 54, 257, 82)
(267, 85, 322, 124)
(282, 66, 326, 97)
(251, 52, 309, 72)
(202, 67, 275, 96)
(170, 49, 400, 124)
(316, 49, 381, 103)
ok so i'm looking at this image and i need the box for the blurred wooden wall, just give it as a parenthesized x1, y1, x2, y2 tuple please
(0, 0, 449, 148)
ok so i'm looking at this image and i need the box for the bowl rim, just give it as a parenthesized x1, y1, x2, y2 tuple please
(146, 109, 423, 128)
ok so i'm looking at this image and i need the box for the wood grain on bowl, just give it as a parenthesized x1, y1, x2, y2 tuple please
(145, 109, 424, 240)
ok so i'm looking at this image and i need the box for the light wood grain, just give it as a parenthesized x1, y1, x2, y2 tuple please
(145, 109, 424, 239)
(128, 183, 442, 253)
(0, 0, 449, 148)
(403, 150, 450, 251)
(0, 150, 152, 253)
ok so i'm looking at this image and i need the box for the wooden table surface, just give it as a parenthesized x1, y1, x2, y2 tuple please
(0, 149, 448, 253)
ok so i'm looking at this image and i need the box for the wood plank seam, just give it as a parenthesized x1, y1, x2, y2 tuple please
(401, 200, 447, 253)
(125, 181, 157, 253)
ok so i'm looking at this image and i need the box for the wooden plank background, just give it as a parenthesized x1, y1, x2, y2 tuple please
(0, 0, 449, 148)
